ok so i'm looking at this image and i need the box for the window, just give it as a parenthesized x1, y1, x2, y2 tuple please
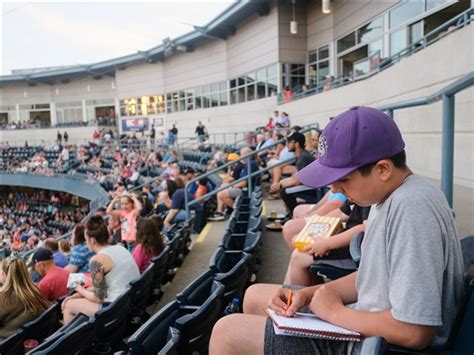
(337, 32, 357, 53)
(390, 28, 408, 56)
(409, 21, 424, 44)
(389, 0, 424, 29)
(308, 45, 330, 87)
(426, 0, 449, 11)
(358, 17, 383, 43)
(56, 101, 83, 123)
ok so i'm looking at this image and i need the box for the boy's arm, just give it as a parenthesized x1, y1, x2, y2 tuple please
(311, 286, 437, 350)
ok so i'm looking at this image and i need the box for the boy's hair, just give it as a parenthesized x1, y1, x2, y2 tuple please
(357, 150, 407, 176)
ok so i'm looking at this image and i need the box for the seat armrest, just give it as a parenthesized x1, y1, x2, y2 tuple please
(360, 336, 388, 355)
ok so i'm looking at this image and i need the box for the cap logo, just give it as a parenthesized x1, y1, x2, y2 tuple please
(318, 136, 327, 157)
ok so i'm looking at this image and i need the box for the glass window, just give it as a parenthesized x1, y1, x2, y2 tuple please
(337, 31, 356, 53)
(230, 79, 237, 89)
(211, 93, 219, 107)
(308, 50, 317, 63)
(230, 89, 237, 105)
(318, 61, 329, 83)
(409, 21, 423, 44)
(389, 0, 424, 29)
(237, 77, 246, 87)
(267, 64, 277, 78)
(195, 96, 202, 109)
(237, 87, 245, 103)
(318, 46, 329, 60)
(247, 84, 255, 101)
(256, 82, 266, 99)
(220, 91, 228, 106)
(256, 68, 266, 81)
(267, 77, 278, 96)
(202, 93, 210, 108)
(211, 83, 219, 92)
(358, 17, 383, 43)
(369, 39, 383, 58)
(353, 58, 370, 77)
(390, 28, 407, 56)
(219, 81, 227, 91)
(426, 0, 449, 11)
(195, 87, 202, 96)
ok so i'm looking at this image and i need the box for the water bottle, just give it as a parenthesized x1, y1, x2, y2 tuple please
(223, 298, 240, 316)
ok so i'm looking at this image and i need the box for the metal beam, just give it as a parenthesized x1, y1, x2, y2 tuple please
(441, 94, 455, 208)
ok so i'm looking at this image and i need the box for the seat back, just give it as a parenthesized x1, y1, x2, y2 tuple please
(176, 270, 215, 306)
(129, 263, 154, 313)
(93, 288, 132, 347)
(128, 301, 182, 355)
(149, 246, 170, 302)
(28, 320, 94, 355)
(22, 302, 60, 344)
(157, 327, 180, 355)
(0, 330, 23, 355)
(450, 279, 474, 353)
(175, 281, 225, 355)
(211, 248, 252, 307)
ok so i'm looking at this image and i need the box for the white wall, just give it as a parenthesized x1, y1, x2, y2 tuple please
(116, 62, 164, 99)
(277, 25, 474, 188)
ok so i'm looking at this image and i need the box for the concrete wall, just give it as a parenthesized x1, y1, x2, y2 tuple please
(278, 0, 308, 64)
(116, 62, 164, 99)
(277, 24, 474, 189)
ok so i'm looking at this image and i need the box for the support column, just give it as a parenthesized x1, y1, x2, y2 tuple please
(49, 102, 57, 127)
(82, 99, 87, 124)
(441, 94, 455, 208)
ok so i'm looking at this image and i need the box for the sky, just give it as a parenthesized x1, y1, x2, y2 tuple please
(1, 0, 235, 75)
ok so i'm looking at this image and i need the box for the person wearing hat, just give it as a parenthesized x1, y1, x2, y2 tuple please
(268, 132, 315, 215)
(209, 106, 463, 354)
(30, 247, 70, 302)
(208, 147, 258, 221)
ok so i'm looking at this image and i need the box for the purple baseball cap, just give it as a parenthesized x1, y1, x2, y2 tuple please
(297, 106, 405, 188)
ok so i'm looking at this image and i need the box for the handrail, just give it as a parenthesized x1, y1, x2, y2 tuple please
(279, 7, 473, 106)
(184, 123, 320, 217)
(377, 71, 474, 207)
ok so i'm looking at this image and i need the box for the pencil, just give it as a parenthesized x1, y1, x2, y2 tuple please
(285, 290, 293, 317)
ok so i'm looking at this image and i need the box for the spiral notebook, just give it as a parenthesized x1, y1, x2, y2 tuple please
(266, 309, 362, 341)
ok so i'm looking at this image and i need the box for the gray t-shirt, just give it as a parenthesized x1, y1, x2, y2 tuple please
(355, 175, 464, 349)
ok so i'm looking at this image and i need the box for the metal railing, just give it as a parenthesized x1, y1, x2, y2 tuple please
(377, 71, 474, 207)
(279, 8, 473, 106)
(184, 123, 320, 218)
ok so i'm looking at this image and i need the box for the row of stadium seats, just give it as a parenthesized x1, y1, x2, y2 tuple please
(122, 188, 263, 354)
(0, 220, 195, 354)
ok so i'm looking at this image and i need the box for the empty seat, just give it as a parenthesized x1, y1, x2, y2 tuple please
(0, 330, 23, 355)
(149, 246, 170, 304)
(21, 302, 61, 346)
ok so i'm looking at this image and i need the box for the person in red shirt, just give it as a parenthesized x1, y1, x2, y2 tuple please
(30, 248, 69, 302)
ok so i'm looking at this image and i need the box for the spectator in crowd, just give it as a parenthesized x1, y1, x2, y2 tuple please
(208, 147, 259, 221)
(132, 218, 165, 273)
(269, 132, 315, 213)
(107, 214, 123, 246)
(43, 238, 69, 268)
(62, 216, 140, 324)
(58, 239, 71, 259)
(0, 256, 49, 340)
(30, 248, 69, 302)
(265, 117, 274, 130)
(323, 74, 334, 92)
(64, 131, 69, 143)
(57, 131, 62, 145)
(163, 176, 203, 233)
(283, 85, 292, 103)
(168, 124, 178, 145)
(65, 224, 95, 273)
(195, 121, 207, 142)
(209, 106, 464, 355)
(106, 193, 142, 250)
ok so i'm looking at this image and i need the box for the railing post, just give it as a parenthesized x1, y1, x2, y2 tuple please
(247, 158, 252, 198)
(441, 94, 455, 208)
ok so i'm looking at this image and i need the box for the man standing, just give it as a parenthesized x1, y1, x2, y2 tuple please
(195, 121, 207, 142)
(31, 248, 69, 302)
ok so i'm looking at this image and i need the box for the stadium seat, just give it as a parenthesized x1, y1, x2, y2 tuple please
(0, 330, 23, 355)
(21, 302, 61, 346)
(27, 317, 94, 355)
(174, 281, 225, 354)
(90, 288, 132, 353)
(127, 263, 155, 334)
(149, 245, 170, 304)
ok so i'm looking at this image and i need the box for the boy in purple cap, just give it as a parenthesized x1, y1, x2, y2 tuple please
(209, 106, 464, 354)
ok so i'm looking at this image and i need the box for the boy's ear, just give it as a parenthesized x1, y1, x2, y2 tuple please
(375, 159, 393, 182)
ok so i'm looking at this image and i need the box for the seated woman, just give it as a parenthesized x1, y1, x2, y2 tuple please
(0, 256, 49, 340)
(62, 216, 140, 324)
(65, 223, 95, 273)
(132, 218, 165, 273)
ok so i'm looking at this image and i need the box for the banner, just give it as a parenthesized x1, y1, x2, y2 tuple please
(121, 116, 150, 132)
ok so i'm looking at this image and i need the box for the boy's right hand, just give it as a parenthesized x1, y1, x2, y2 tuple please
(267, 288, 308, 317)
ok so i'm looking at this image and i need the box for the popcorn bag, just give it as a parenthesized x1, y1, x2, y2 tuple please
(293, 215, 343, 253)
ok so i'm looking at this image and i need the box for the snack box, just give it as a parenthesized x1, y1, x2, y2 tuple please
(293, 215, 343, 253)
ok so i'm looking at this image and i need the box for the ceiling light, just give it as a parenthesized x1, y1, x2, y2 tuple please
(290, 0, 298, 35)
(322, 0, 332, 14)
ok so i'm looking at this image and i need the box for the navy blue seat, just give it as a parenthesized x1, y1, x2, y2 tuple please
(21, 302, 61, 346)
(0, 330, 23, 355)
(149, 245, 170, 304)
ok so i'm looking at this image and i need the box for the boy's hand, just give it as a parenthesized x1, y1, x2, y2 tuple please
(309, 285, 344, 321)
(268, 288, 308, 317)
